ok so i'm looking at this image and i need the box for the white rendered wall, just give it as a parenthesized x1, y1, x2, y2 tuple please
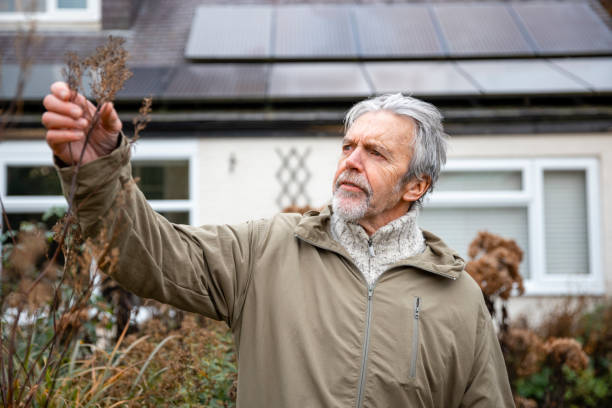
(194, 132, 612, 306)
(196, 137, 342, 225)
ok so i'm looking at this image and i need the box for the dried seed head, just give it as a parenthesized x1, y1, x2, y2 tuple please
(544, 337, 589, 372)
(63, 51, 84, 96)
(132, 96, 152, 141)
(84, 36, 132, 105)
(466, 231, 525, 299)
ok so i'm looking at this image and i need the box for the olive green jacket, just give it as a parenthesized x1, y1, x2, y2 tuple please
(57, 140, 514, 408)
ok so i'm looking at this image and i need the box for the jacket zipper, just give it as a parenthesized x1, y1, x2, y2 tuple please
(356, 285, 374, 408)
(410, 296, 421, 378)
(294, 233, 440, 405)
(356, 238, 375, 408)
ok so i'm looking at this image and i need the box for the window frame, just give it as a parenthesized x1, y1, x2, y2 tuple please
(0, 138, 199, 229)
(0, 0, 100, 24)
(425, 157, 602, 296)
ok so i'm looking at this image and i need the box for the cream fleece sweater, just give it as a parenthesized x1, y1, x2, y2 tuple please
(330, 207, 426, 286)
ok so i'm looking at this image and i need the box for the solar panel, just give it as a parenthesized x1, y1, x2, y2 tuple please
(184, 6, 273, 59)
(513, 3, 612, 54)
(0, 64, 64, 100)
(365, 62, 479, 95)
(268, 63, 371, 98)
(274, 5, 356, 58)
(434, 4, 533, 55)
(458, 60, 589, 94)
(550, 58, 612, 91)
(117, 66, 172, 99)
(164, 64, 268, 99)
(353, 5, 444, 57)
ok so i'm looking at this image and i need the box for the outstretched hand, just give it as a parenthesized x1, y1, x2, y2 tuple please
(43, 81, 122, 165)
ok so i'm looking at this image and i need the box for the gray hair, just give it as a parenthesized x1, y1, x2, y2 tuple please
(344, 93, 448, 203)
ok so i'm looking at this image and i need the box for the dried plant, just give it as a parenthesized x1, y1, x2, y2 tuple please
(0, 34, 155, 407)
(514, 395, 538, 408)
(132, 96, 152, 141)
(501, 328, 546, 380)
(84, 36, 133, 107)
(542, 338, 589, 407)
(466, 231, 524, 336)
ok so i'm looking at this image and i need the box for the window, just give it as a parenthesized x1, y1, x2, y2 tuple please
(420, 158, 602, 295)
(0, 0, 99, 24)
(0, 139, 199, 234)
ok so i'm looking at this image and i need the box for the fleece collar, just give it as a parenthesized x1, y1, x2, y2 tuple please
(329, 208, 426, 286)
(294, 206, 465, 281)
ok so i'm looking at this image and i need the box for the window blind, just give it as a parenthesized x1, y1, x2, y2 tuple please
(543, 170, 589, 275)
(419, 206, 530, 277)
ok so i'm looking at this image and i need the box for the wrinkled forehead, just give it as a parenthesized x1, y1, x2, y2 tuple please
(344, 110, 417, 145)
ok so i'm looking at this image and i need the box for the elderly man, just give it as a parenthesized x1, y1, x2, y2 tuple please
(43, 82, 514, 407)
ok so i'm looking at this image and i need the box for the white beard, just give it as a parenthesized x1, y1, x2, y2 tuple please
(332, 171, 372, 222)
(332, 191, 369, 221)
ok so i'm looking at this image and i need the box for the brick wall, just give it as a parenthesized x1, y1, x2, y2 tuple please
(102, 0, 143, 30)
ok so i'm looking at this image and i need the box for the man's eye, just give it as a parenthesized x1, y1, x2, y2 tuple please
(370, 150, 382, 157)
(342, 145, 352, 152)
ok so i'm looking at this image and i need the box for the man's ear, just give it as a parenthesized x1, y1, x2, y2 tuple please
(402, 176, 431, 203)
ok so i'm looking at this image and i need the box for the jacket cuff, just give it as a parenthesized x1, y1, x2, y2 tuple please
(56, 134, 132, 232)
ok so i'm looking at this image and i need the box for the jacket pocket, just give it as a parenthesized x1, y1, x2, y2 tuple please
(409, 296, 421, 378)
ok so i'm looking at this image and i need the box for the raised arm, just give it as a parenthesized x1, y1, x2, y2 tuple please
(43, 83, 256, 327)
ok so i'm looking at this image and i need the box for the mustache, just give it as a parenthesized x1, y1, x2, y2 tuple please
(335, 171, 372, 196)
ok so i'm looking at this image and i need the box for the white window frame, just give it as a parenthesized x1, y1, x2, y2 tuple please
(130, 139, 200, 226)
(0, 0, 100, 24)
(0, 138, 199, 229)
(424, 158, 603, 296)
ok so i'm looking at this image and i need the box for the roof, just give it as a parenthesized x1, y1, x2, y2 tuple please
(0, 0, 611, 134)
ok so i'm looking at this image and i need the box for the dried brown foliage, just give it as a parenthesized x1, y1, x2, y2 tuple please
(580, 302, 612, 368)
(544, 338, 589, 373)
(0, 34, 154, 407)
(515, 395, 538, 408)
(466, 231, 524, 300)
(62, 51, 84, 99)
(133, 96, 153, 141)
(84, 36, 132, 106)
(502, 328, 546, 379)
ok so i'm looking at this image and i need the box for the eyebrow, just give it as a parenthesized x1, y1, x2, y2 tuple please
(342, 137, 394, 159)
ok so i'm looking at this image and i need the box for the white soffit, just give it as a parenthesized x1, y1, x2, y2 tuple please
(268, 63, 371, 98)
(457, 59, 590, 94)
(364, 62, 479, 95)
(184, 6, 273, 59)
(549, 58, 612, 92)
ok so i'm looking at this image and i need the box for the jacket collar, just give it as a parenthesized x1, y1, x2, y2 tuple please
(294, 205, 465, 281)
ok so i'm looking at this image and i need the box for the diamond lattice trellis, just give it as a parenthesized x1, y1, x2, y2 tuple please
(275, 147, 312, 209)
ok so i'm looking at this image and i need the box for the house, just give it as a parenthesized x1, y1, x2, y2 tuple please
(1, 0, 611, 320)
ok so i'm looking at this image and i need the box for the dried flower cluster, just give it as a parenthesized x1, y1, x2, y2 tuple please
(62, 51, 84, 100)
(466, 231, 525, 299)
(132, 96, 153, 141)
(502, 328, 546, 378)
(2, 227, 56, 311)
(543, 338, 589, 372)
(84, 36, 133, 106)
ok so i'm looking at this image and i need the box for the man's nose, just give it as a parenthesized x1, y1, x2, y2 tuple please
(344, 147, 364, 172)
